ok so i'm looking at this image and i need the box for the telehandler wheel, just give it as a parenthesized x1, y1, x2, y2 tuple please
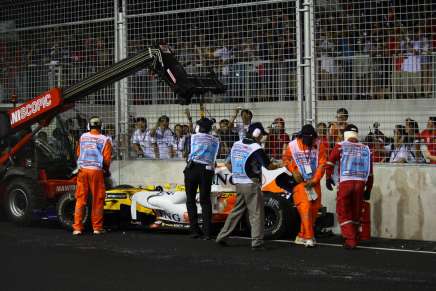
(4, 178, 43, 225)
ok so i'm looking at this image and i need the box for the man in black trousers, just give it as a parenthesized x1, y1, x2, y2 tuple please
(184, 117, 220, 240)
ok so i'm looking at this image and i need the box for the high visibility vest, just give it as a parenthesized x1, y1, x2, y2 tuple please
(188, 133, 219, 166)
(77, 132, 109, 169)
(289, 139, 320, 181)
(339, 140, 371, 182)
(231, 141, 261, 184)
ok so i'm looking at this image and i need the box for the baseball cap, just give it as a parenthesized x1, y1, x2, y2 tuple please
(300, 124, 318, 137)
(196, 117, 214, 133)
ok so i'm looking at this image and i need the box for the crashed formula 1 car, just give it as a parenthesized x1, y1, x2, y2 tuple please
(102, 166, 334, 240)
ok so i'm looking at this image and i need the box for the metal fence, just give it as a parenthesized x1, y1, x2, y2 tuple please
(313, 0, 436, 164)
(0, 0, 435, 164)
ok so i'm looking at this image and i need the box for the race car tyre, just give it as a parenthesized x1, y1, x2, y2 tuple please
(243, 193, 296, 240)
(4, 178, 43, 225)
(57, 192, 90, 231)
(262, 193, 293, 240)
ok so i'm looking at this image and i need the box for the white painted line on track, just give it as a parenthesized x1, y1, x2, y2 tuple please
(231, 236, 436, 255)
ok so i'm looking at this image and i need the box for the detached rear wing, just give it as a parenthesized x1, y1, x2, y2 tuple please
(154, 44, 226, 105)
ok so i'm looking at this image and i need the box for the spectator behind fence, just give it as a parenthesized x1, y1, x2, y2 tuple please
(405, 118, 426, 163)
(418, 27, 432, 96)
(213, 38, 233, 77)
(230, 108, 253, 140)
(172, 124, 185, 159)
(329, 108, 349, 146)
(181, 108, 195, 160)
(265, 117, 290, 160)
(364, 131, 387, 163)
(420, 116, 436, 164)
(217, 119, 238, 159)
(103, 124, 118, 160)
(319, 31, 337, 100)
(386, 125, 415, 163)
(151, 115, 174, 159)
(131, 117, 156, 159)
(316, 122, 329, 154)
(401, 28, 422, 98)
(182, 124, 190, 136)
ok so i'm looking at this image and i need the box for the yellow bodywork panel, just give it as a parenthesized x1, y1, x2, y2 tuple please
(104, 188, 154, 216)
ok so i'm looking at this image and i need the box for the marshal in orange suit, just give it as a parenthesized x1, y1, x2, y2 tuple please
(73, 116, 112, 235)
(282, 124, 326, 247)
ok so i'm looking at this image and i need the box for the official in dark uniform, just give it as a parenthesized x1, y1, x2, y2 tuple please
(184, 118, 219, 239)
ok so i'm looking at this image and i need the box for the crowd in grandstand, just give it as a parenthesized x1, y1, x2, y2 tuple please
(127, 107, 436, 164)
(1, 1, 435, 103)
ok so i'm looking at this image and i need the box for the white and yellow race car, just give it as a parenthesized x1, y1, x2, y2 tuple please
(102, 166, 333, 240)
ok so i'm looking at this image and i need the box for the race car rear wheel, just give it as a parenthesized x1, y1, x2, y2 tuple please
(243, 193, 296, 240)
(4, 178, 43, 225)
(57, 192, 90, 231)
(263, 194, 293, 240)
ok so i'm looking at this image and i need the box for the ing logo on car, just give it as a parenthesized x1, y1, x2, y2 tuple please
(156, 210, 181, 222)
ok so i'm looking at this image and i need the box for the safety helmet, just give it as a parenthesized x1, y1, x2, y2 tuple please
(88, 116, 102, 130)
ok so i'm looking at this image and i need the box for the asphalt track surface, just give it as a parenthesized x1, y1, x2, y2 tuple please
(1, 221, 436, 291)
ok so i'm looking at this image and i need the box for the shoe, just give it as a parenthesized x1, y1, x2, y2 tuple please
(72, 230, 82, 236)
(304, 239, 316, 248)
(93, 230, 105, 235)
(294, 236, 306, 245)
(251, 245, 266, 251)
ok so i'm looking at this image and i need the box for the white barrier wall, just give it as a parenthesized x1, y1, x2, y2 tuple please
(110, 160, 436, 241)
(320, 164, 436, 241)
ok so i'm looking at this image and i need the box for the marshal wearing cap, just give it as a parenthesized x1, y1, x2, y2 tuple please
(196, 117, 214, 133)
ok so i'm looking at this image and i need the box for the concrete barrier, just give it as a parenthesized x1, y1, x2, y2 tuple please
(110, 160, 436, 241)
